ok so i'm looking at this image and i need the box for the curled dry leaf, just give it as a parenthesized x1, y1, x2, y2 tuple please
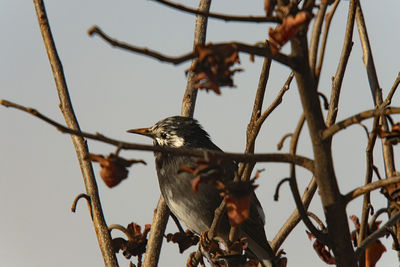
(350, 215, 386, 267)
(87, 153, 146, 188)
(188, 43, 243, 94)
(165, 229, 199, 253)
(306, 231, 336, 265)
(365, 239, 386, 267)
(112, 223, 151, 266)
(268, 12, 311, 54)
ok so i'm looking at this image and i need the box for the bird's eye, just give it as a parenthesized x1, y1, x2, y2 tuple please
(160, 132, 167, 139)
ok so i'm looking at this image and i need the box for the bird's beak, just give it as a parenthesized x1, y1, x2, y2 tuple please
(127, 127, 153, 138)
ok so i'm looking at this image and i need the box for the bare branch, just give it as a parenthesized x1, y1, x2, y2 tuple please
(274, 178, 290, 201)
(322, 107, 400, 139)
(151, 0, 281, 23)
(325, 0, 356, 126)
(384, 72, 400, 107)
(1, 98, 316, 172)
(88, 25, 295, 68)
(309, 1, 328, 76)
(358, 117, 379, 245)
(32, 1, 118, 265)
(88, 26, 194, 65)
(315, 0, 340, 81)
(277, 133, 293, 151)
(344, 175, 400, 203)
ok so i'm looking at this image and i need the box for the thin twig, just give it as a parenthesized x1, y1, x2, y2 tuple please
(315, 0, 340, 81)
(309, 1, 328, 76)
(88, 25, 295, 69)
(271, 115, 319, 252)
(32, 1, 118, 265)
(170, 213, 185, 234)
(0, 99, 314, 172)
(325, 0, 356, 126)
(71, 193, 92, 219)
(109, 224, 134, 240)
(152, 0, 281, 23)
(274, 178, 290, 201)
(344, 175, 400, 203)
(256, 72, 294, 127)
(246, 72, 295, 155)
(356, 1, 396, 178)
(358, 117, 379, 246)
(277, 133, 293, 151)
(384, 72, 400, 107)
(88, 26, 194, 65)
(355, 211, 400, 260)
(307, 212, 326, 230)
(317, 91, 329, 110)
(322, 107, 400, 139)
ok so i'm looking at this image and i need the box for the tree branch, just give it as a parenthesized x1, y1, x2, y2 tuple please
(383, 72, 400, 107)
(322, 107, 400, 140)
(344, 175, 400, 203)
(88, 26, 194, 65)
(325, 0, 356, 126)
(32, 1, 118, 266)
(88, 25, 295, 68)
(315, 0, 340, 82)
(151, 0, 281, 23)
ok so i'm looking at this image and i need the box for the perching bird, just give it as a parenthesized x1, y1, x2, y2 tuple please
(128, 116, 276, 267)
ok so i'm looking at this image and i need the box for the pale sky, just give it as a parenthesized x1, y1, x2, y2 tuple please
(1, 0, 399, 266)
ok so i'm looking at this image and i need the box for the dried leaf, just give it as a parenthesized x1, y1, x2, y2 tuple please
(188, 43, 242, 94)
(365, 239, 386, 267)
(268, 12, 311, 54)
(88, 153, 146, 188)
(306, 231, 335, 265)
(165, 230, 199, 253)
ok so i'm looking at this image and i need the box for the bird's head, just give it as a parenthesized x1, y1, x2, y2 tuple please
(127, 116, 213, 148)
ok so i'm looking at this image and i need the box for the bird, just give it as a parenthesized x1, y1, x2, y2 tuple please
(127, 116, 276, 267)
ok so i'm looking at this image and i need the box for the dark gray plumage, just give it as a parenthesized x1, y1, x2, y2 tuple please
(128, 116, 276, 266)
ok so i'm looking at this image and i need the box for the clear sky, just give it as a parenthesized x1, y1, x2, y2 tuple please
(1, 0, 399, 266)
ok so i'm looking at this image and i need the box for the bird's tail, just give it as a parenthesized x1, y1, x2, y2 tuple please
(244, 233, 278, 267)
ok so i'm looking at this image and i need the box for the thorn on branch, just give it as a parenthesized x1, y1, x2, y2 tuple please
(274, 177, 290, 201)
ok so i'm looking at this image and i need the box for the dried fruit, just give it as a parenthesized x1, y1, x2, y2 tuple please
(88, 153, 146, 188)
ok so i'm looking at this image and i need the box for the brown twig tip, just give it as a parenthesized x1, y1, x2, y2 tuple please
(277, 133, 293, 150)
(87, 25, 98, 36)
(274, 177, 290, 201)
(71, 193, 92, 217)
